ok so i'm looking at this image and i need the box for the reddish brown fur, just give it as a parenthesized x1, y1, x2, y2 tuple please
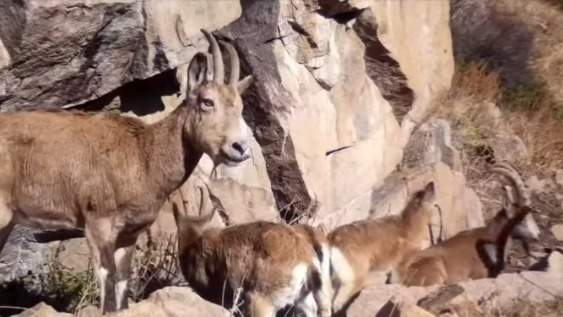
(328, 182, 436, 312)
(0, 30, 253, 313)
(395, 163, 533, 286)
(174, 201, 331, 317)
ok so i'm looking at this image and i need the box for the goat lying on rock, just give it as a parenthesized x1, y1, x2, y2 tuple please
(173, 188, 331, 317)
(394, 163, 535, 286)
(328, 182, 437, 313)
(0, 29, 252, 313)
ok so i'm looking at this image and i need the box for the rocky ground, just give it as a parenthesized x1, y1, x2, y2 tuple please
(1, 0, 563, 316)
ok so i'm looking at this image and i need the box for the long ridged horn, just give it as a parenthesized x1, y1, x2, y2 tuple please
(201, 29, 224, 84)
(490, 162, 531, 208)
(220, 41, 240, 86)
(178, 186, 215, 224)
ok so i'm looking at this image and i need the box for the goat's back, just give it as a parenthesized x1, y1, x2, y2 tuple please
(328, 217, 421, 271)
(179, 221, 318, 307)
(0, 110, 154, 227)
(396, 227, 491, 285)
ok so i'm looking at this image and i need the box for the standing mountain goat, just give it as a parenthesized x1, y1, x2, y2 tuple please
(394, 163, 535, 286)
(173, 188, 331, 317)
(0, 29, 253, 313)
(328, 182, 436, 313)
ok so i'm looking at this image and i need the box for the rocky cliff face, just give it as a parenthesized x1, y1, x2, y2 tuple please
(0, 0, 472, 314)
(0, 0, 454, 229)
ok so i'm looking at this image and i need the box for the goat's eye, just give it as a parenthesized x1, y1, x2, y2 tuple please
(200, 98, 215, 111)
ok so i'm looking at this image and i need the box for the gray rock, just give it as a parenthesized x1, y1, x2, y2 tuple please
(13, 302, 73, 317)
(0, 226, 54, 281)
(552, 224, 563, 241)
(346, 272, 563, 317)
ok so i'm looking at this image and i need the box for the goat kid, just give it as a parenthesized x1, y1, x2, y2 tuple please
(394, 163, 535, 286)
(0, 29, 252, 313)
(173, 189, 331, 317)
(328, 182, 436, 313)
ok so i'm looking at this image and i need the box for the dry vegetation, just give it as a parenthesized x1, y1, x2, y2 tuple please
(445, 0, 563, 171)
(433, 0, 563, 273)
(433, 61, 563, 171)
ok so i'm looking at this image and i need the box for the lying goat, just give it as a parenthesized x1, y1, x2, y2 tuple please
(394, 163, 535, 286)
(173, 188, 331, 317)
(0, 29, 252, 313)
(328, 182, 436, 313)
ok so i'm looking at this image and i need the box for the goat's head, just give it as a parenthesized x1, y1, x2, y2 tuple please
(173, 185, 220, 251)
(183, 29, 253, 167)
(404, 181, 437, 219)
(489, 162, 539, 241)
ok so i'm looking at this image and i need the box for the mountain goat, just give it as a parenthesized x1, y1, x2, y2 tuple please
(0, 29, 253, 313)
(328, 182, 437, 313)
(173, 188, 331, 317)
(394, 163, 535, 286)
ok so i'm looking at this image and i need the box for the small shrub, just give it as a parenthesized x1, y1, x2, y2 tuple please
(501, 79, 554, 112)
(450, 62, 501, 103)
(39, 251, 98, 313)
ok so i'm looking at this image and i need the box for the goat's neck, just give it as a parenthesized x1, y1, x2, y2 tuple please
(401, 209, 427, 237)
(144, 105, 202, 197)
(177, 225, 207, 255)
(486, 208, 531, 241)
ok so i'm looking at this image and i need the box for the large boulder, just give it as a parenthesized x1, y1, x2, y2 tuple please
(15, 287, 229, 317)
(346, 271, 563, 317)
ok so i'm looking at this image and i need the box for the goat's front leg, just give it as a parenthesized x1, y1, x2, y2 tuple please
(114, 235, 137, 310)
(86, 218, 118, 314)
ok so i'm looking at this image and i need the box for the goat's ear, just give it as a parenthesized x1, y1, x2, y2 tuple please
(423, 181, 436, 201)
(187, 52, 210, 93)
(237, 75, 254, 94)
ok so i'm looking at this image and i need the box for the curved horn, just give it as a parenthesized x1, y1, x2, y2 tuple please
(180, 186, 216, 224)
(490, 163, 531, 208)
(201, 29, 224, 84)
(220, 40, 240, 86)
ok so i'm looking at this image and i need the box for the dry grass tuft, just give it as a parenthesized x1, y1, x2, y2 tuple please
(129, 235, 181, 302)
(435, 61, 563, 171)
(505, 109, 563, 169)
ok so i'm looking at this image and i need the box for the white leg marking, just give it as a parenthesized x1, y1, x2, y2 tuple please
(115, 280, 128, 310)
(97, 267, 109, 307)
(330, 247, 356, 312)
(330, 247, 355, 286)
(317, 244, 333, 316)
(114, 248, 127, 265)
(297, 293, 317, 317)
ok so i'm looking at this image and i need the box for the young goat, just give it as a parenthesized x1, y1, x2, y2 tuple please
(394, 163, 534, 286)
(173, 188, 331, 317)
(0, 29, 253, 313)
(328, 182, 436, 313)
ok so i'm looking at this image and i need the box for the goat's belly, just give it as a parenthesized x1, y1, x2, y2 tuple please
(14, 208, 81, 230)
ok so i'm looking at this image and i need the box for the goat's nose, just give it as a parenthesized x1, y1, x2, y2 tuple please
(231, 141, 248, 155)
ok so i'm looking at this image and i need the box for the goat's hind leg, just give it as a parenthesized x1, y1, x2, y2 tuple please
(85, 218, 119, 314)
(114, 235, 138, 310)
(402, 257, 447, 287)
